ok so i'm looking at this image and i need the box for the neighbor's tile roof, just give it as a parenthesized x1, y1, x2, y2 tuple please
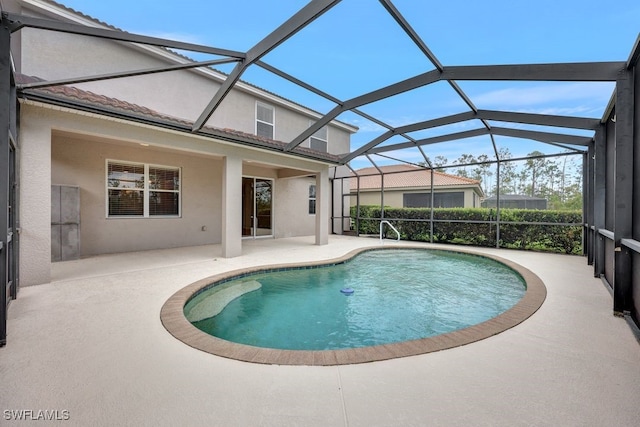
(16, 74, 340, 163)
(350, 164, 481, 191)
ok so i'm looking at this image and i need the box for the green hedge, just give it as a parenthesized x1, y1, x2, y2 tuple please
(350, 205, 582, 254)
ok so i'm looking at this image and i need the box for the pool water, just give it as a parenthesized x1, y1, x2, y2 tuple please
(187, 249, 526, 351)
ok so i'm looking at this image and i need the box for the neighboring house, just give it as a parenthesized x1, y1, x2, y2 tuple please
(5, 0, 357, 285)
(482, 195, 548, 210)
(350, 165, 484, 209)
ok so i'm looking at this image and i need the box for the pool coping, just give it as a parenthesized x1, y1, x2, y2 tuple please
(160, 246, 547, 366)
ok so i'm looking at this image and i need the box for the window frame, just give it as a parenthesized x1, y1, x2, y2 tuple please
(309, 122, 328, 153)
(255, 101, 275, 139)
(308, 184, 316, 215)
(402, 191, 465, 208)
(106, 159, 181, 218)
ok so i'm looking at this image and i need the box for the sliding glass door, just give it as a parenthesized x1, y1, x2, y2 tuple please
(242, 177, 272, 238)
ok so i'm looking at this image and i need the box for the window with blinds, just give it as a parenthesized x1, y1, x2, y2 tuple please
(256, 102, 274, 139)
(107, 161, 180, 217)
(149, 167, 180, 216)
(309, 125, 328, 152)
(402, 192, 464, 208)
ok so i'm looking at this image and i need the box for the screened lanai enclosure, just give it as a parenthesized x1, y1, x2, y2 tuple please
(1, 0, 640, 346)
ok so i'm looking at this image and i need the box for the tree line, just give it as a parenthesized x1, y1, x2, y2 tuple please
(423, 148, 583, 210)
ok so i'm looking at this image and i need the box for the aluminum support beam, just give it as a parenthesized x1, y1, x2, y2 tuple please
(4, 13, 243, 58)
(377, 0, 492, 132)
(626, 34, 640, 70)
(429, 167, 434, 243)
(18, 58, 240, 90)
(489, 134, 501, 248)
(582, 152, 589, 257)
(285, 69, 442, 151)
(449, 80, 480, 113)
(192, 0, 341, 132)
(288, 61, 619, 152)
(366, 156, 385, 219)
(340, 112, 477, 163)
(257, 60, 342, 104)
(586, 144, 595, 264)
(613, 69, 634, 314)
(489, 127, 593, 146)
(367, 126, 590, 155)
(365, 151, 581, 175)
(369, 128, 489, 153)
(345, 131, 395, 162)
(0, 16, 11, 347)
(477, 110, 601, 130)
(341, 109, 596, 163)
(378, 0, 443, 71)
(442, 62, 624, 82)
(257, 59, 419, 144)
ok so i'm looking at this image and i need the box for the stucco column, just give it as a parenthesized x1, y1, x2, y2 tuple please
(19, 108, 52, 285)
(222, 155, 242, 257)
(315, 167, 329, 245)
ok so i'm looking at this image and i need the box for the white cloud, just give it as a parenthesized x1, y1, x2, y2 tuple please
(472, 82, 614, 109)
(349, 112, 482, 135)
(526, 106, 602, 116)
(348, 120, 387, 133)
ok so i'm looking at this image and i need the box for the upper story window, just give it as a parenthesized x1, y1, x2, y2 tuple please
(310, 125, 328, 152)
(256, 102, 274, 139)
(107, 160, 180, 218)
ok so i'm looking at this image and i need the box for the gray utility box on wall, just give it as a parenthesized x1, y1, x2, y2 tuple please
(51, 185, 80, 261)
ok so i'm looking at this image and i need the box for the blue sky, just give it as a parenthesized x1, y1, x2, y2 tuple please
(56, 1, 640, 169)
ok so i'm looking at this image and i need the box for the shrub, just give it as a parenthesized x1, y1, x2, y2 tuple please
(350, 206, 582, 254)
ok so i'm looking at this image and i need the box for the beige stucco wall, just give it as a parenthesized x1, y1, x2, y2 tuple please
(18, 105, 52, 286)
(52, 135, 223, 257)
(18, 7, 353, 156)
(274, 176, 317, 238)
(20, 102, 331, 285)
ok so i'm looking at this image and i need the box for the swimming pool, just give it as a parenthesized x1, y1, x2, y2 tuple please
(161, 246, 547, 365)
(186, 249, 525, 350)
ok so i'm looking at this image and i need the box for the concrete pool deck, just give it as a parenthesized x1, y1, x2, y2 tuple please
(1, 236, 639, 426)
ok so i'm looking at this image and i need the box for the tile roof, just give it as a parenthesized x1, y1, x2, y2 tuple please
(39, 0, 123, 31)
(16, 74, 340, 163)
(350, 164, 482, 191)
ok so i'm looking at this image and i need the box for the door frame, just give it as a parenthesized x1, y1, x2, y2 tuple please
(241, 176, 274, 239)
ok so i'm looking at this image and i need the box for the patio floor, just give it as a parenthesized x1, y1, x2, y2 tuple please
(1, 235, 639, 426)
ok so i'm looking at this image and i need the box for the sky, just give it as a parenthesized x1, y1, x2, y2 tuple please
(49, 1, 640, 170)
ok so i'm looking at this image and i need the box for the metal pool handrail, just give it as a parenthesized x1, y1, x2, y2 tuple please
(380, 220, 400, 244)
